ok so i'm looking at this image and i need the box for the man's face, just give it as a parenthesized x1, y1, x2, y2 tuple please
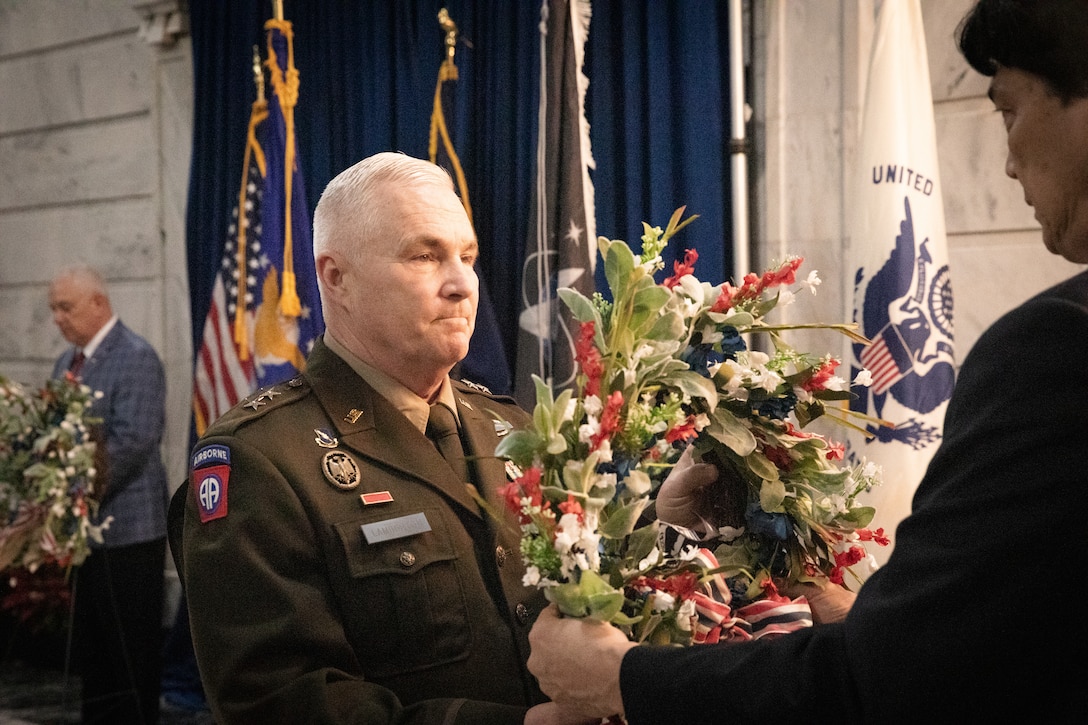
(49, 276, 107, 347)
(990, 66, 1088, 263)
(338, 182, 479, 387)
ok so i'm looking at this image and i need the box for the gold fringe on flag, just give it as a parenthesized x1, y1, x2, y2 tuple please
(264, 16, 302, 318)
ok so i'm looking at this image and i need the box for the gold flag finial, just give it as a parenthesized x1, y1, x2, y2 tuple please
(438, 8, 458, 63)
(272, 0, 284, 22)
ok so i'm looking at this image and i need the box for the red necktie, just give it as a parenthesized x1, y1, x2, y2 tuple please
(69, 350, 86, 376)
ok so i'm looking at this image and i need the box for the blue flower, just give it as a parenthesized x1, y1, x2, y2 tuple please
(681, 343, 719, 377)
(719, 326, 746, 358)
(753, 389, 797, 420)
(746, 502, 791, 540)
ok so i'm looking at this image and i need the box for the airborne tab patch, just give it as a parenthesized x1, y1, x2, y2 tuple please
(191, 444, 230, 470)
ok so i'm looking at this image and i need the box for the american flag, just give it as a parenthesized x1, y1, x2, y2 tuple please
(192, 133, 263, 434)
(192, 16, 322, 435)
(858, 323, 911, 395)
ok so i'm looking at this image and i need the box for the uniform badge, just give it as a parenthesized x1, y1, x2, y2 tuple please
(505, 460, 523, 481)
(344, 408, 363, 424)
(190, 445, 232, 523)
(360, 491, 394, 506)
(191, 444, 230, 470)
(322, 450, 360, 490)
(457, 397, 473, 411)
(314, 428, 339, 448)
(192, 464, 230, 523)
(460, 379, 492, 395)
(493, 418, 513, 437)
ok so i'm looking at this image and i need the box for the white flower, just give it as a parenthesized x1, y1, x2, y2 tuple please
(822, 375, 849, 392)
(563, 397, 579, 423)
(583, 394, 603, 416)
(677, 597, 697, 631)
(802, 270, 821, 294)
(523, 566, 542, 587)
(624, 469, 652, 496)
(647, 590, 676, 613)
(853, 369, 874, 387)
(637, 547, 663, 572)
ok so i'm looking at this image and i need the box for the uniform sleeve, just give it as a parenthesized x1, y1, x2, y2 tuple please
(619, 295, 1088, 722)
(181, 434, 528, 725)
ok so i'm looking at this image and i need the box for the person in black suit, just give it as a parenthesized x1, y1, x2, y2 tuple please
(524, 0, 1088, 722)
(171, 153, 585, 724)
(49, 265, 169, 724)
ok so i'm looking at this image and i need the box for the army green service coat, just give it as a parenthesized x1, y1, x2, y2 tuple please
(172, 339, 545, 724)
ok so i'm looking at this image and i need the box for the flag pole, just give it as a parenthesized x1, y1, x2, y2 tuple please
(429, 9, 473, 225)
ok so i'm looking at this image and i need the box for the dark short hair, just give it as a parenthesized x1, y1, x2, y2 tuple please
(957, 0, 1088, 101)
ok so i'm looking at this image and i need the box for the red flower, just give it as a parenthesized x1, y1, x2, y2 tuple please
(663, 248, 699, 289)
(825, 441, 845, 461)
(630, 570, 701, 601)
(801, 357, 840, 392)
(558, 494, 584, 522)
(834, 545, 865, 569)
(574, 321, 605, 396)
(497, 466, 544, 523)
(665, 414, 698, 444)
(710, 282, 737, 313)
(856, 527, 891, 547)
(763, 445, 793, 471)
(590, 390, 624, 451)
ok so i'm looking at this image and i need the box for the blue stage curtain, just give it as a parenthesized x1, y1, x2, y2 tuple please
(186, 0, 732, 388)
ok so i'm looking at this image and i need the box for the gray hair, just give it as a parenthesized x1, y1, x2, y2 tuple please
(51, 265, 109, 298)
(312, 152, 455, 262)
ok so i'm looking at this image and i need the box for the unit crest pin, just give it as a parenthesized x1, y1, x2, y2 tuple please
(322, 451, 360, 490)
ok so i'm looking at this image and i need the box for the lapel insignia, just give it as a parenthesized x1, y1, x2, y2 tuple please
(288, 376, 304, 388)
(493, 418, 513, 437)
(457, 396, 473, 411)
(322, 451, 360, 490)
(360, 490, 394, 506)
(260, 387, 282, 401)
(314, 428, 339, 448)
(505, 460, 523, 481)
(460, 379, 492, 395)
(344, 408, 363, 424)
(244, 398, 265, 410)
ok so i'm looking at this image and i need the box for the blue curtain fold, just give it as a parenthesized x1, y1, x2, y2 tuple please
(186, 0, 733, 390)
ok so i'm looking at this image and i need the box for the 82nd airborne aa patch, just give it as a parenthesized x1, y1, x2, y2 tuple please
(191, 444, 231, 523)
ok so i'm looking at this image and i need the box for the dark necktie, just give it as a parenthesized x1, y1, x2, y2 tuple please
(426, 403, 470, 483)
(69, 350, 86, 376)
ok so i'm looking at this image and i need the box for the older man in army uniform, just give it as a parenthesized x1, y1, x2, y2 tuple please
(172, 153, 578, 724)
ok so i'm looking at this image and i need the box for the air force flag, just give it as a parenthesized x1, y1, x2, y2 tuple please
(848, 0, 954, 565)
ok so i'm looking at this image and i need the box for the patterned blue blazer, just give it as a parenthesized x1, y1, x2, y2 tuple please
(53, 321, 169, 547)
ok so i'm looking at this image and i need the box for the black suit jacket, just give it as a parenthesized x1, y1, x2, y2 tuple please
(172, 339, 544, 724)
(621, 270, 1088, 722)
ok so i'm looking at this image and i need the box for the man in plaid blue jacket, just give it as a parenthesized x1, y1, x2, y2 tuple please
(50, 265, 169, 725)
